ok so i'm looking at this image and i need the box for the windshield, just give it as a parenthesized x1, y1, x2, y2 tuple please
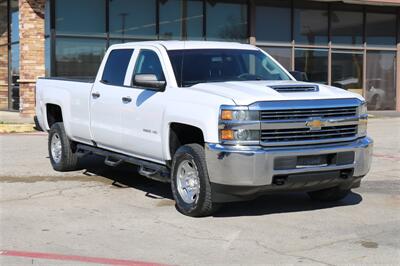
(168, 49, 291, 87)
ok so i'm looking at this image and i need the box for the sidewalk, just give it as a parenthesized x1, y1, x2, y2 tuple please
(368, 111, 400, 118)
(0, 111, 36, 133)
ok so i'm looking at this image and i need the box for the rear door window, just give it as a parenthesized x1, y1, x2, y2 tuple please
(102, 49, 134, 86)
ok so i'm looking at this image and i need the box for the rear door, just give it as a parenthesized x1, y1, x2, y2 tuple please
(89, 48, 134, 150)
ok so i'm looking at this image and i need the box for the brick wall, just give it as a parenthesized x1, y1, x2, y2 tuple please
(19, 0, 45, 116)
(0, 3, 8, 110)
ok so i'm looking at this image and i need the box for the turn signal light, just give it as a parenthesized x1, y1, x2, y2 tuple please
(221, 110, 233, 120)
(220, 129, 234, 140)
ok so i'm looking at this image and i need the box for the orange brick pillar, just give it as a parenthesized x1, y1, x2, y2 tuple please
(18, 0, 45, 116)
(0, 6, 8, 110)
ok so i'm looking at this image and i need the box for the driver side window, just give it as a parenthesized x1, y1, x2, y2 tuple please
(133, 49, 165, 81)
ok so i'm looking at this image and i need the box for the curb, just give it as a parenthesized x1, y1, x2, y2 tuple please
(0, 124, 36, 133)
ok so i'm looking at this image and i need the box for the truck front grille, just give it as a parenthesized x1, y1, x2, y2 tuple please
(261, 125, 358, 143)
(260, 106, 357, 121)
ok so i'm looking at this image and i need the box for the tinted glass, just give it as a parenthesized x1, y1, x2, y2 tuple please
(294, 1, 328, 44)
(168, 49, 290, 87)
(109, 0, 156, 39)
(10, 43, 19, 110)
(255, 0, 291, 43)
(331, 4, 363, 45)
(45, 37, 50, 76)
(0, 0, 8, 45)
(56, 0, 106, 35)
(295, 49, 328, 84)
(366, 51, 396, 110)
(102, 49, 133, 86)
(11, 43, 19, 77)
(159, 0, 203, 40)
(206, 0, 247, 42)
(261, 47, 291, 70)
(10, 0, 18, 43)
(55, 38, 106, 77)
(134, 50, 165, 81)
(331, 51, 363, 95)
(366, 10, 397, 46)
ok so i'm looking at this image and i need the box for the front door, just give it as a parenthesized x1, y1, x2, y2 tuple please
(119, 48, 167, 162)
(90, 48, 134, 151)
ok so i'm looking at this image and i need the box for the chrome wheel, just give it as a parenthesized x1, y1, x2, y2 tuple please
(51, 132, 62, 163)
(176, 159, 200, 204)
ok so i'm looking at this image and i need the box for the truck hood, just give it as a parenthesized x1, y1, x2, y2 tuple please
(189, 80, 364, 105)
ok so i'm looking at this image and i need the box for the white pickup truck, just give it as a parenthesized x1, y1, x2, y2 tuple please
(36, 41, 373, 216)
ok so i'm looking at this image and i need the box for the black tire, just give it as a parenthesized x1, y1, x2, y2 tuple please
(307, 186, 351, 202)
(48, 122, 79, 171)
(171, 144, 219, 217)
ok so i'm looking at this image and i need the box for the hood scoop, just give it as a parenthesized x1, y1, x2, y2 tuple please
(268, 84, 319, 93)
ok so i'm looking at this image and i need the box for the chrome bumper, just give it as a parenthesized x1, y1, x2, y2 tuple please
(205, 137, 373, 187)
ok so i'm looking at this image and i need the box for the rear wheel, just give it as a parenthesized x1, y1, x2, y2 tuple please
(171, 144, 219, 217)
(48, 122, 79, 171)
(307, 186, 351, 202)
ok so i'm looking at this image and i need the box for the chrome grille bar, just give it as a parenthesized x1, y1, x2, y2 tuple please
(250, 99, 363, 147)
(260, 107, 357, 120)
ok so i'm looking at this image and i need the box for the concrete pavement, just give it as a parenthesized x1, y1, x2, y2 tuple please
(0, 118, 399, 265)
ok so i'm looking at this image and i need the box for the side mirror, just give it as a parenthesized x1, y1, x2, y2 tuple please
(289, 71, 308, 82)
(133, 74, 166, 91)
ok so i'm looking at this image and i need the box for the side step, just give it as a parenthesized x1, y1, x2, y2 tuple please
(76, 144, 170, 183)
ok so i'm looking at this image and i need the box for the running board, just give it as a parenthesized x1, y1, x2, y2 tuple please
(76, 144, 170, 183)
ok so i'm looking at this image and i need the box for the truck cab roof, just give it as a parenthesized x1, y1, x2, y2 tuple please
(109, 40, 259, 51)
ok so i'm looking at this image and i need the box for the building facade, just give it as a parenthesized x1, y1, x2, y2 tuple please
(1, 0, 399, 116)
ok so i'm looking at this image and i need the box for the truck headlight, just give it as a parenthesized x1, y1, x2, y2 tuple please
(219, 106, 261, 145)
(220, 129, 259, 141)
(358, 103, 368, 137)
(358, 102, 368, 116)
(220, 109, 259, 121)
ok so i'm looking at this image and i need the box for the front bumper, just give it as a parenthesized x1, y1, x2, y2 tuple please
(205, 137, 373, 202)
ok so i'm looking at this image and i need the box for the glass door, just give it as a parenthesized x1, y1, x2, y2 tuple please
(331, 50, 363, 95)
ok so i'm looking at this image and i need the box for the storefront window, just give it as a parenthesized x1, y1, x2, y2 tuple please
(366, 51, 396, 110)
(331, 4, 363, 45)
(55, 38, 106, 77)
(366, 8, 397, 46)
(10, 0, 18, 43)
(0, 0, 7, 46)
(294, 1, 328, 45)
(261, 47, 291, 71)
(109, 0, 156, 40)
(331, 51, 363, 95)
(255, 0, 291, 43)
(10, 43, 19, 110)
(56, 0, 106, 35)
(295, 49, 328, 84)
(206, 0, 247, 42)
(159, 0, 203, 40)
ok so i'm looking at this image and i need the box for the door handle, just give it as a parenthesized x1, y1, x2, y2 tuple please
(122, 96, 132, 103)
(91, 92, 101, 98)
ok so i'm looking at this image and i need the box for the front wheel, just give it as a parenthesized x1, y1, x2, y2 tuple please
(171, 144, 219, 217)
(307, 186, 351, 202)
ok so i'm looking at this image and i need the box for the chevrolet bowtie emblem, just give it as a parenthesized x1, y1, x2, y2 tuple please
(306, 119, 325, 131)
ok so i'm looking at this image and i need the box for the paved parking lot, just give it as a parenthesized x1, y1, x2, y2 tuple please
(0, 117, 399, 265)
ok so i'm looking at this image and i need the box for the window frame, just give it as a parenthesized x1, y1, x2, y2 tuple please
(126, 47, 171, 89)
